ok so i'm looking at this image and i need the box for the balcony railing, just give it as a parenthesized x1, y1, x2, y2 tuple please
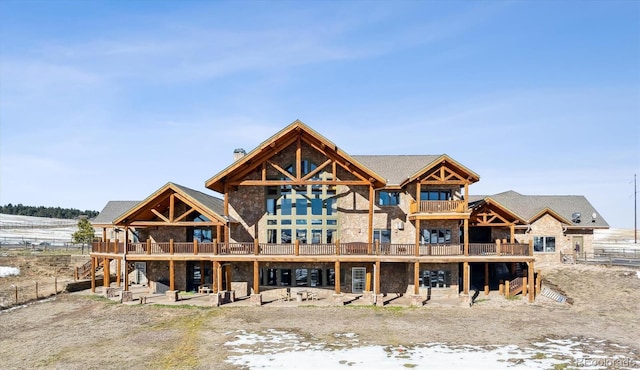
(93, 240, 531, 257)
(410, 200, 466, 214)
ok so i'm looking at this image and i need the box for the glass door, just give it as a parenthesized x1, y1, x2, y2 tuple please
(352, 267, 366, 293)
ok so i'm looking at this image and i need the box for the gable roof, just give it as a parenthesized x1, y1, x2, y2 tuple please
(92, 201, 139, 227)
(353, 154, 479, 188)
(474, 190, 609, 228)
(205, 120, 387, 192)
(113, 182, 228, 226)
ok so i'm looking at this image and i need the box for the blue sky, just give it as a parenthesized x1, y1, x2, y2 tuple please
(0, 0, 638, 228)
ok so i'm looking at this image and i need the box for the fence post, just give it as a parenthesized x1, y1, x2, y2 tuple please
(170, 239, 174, 255)
(335, 240, 340, 256)
(194, 239, 198, 255)
(213, 238, 218, 255)
(499, 280, 504, 295)
(146, 239, 151, 255)
(35, 281, 38, 299)
(294, 240, 300, 256)
(254, 239, 259, 255)
(496, 239, 501, 256)
(55, 277, 58, 296)
(375, 240, 380, 256)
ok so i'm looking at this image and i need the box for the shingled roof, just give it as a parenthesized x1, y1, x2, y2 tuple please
(92, 201, 139, 226)
(171, 182, 225, 217)
(352, 155, 441, 186)
(473, 191, 608, 228)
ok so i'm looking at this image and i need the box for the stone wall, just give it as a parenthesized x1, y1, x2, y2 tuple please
(146, 260, 186, 292)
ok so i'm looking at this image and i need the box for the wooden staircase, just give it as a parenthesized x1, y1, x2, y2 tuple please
(75, 259, 103, 280)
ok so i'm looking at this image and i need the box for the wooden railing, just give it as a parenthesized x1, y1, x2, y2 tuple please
(91, 240, 531, 257)
(410, 200, 466, 214)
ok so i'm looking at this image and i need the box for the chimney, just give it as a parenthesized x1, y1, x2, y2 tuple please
(233, 148, 247, 161)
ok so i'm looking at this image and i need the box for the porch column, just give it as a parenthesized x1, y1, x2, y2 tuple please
(414, 262, 420, 295)
(365, 264, 372, 292)
(103, 258, 110, 288)
(484, 263, 489, 295)
(415, 219, 421, 251)
(212, 261, 219, 293)
(463, 219, 469, 255)
(462, 261, 469, 295)
(375, 260, 381, 295)
(334, 261, 341, 294)
(253, 260, 260, 294)
(528, 261, 535, 303)
(116, 257, 121, 287)
(217, 262, 223, 292)
(169, 259, 175, 291)
(90, 257, 96, 293)
(225, 264, 232, 291)
(123, 257, 129, 291)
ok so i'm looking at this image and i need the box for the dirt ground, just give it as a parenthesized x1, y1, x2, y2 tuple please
(0, 263, 639, 369)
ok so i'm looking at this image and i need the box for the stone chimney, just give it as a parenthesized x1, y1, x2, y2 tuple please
(233, 148, 247, 161)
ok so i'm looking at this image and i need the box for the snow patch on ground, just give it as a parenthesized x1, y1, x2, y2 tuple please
(0, 266, 20, 277)
(224, 331, 636, 369)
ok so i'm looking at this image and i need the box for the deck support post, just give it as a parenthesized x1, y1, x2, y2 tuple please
(90, 257, 96, 293)
(484, 262, 489, 295)
(528, 261, 535, 303)
(169, 259, 175, 291)
(253, 260, 260, 294)
(375, 260, 382, 306)
(116, 258, 121, 287)
(463, 219, 469, 256)
(365, 264, 372, 292)
(368, 185, 374, 246)
(213, 261, 220, 293)
(123, 258, 129, 291)
(334, 261, 341, 294)
(413, 261, 420, 295)
(462, 261, 469, 295)
(103, 257, 110, 288)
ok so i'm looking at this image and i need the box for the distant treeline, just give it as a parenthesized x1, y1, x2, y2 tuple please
(0, 204, 99, 219)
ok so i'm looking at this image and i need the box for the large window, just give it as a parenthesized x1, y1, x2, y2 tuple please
(379, 191, 400, 206)
(420, 228, 451, 244)
(420, 190, 451, 201)
(190, 214, 212, 242)
(265, 159, 338, 244)
(420, 269, 451, 288)
(534, 236, 555, 253)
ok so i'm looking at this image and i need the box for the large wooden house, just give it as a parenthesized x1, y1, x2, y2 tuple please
(90, 120, 608, 305)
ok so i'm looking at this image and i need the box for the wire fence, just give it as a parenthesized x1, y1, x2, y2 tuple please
(0, 278, 69, 309)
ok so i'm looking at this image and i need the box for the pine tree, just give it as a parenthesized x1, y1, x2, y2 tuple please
(72, 219, 95, 255)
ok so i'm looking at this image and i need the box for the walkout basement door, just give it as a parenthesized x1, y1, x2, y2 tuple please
(352, 267, 366, 293)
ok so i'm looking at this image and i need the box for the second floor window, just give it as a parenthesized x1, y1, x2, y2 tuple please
(378, 191, 400, 206)
(420, 190, 452, 201)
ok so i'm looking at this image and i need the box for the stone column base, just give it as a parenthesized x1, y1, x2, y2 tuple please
(361, 291, 374, 305)
(375, 294, 384, 307)
(166, 290, 179, 302)
(104, 287, 119, 298)
(249, 293, 262, 306)
(210, 292, 222, 306)
(332, 293, 345, 306)
(121, 290, 134, 303)
(409, 294, 424, 307)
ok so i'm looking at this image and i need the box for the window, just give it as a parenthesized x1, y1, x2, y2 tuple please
(379, 191, 400, 206)
(191, 214, 212, 242)
(534, 236, 556, 253)
(420, 190, 451, 201)
(420, 269, 451, 288)
(265, 160, 338, 244)
(420, 229, 451, 244)
(373, 229, 391, 243)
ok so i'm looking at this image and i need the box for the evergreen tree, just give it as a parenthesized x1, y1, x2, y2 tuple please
(72, 219, 95, 254)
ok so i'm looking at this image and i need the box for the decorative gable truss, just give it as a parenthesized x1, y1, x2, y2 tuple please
(207, 121, 386, 191)
(415, 157, 479, 185)
(470, 200, 524, 227)
(114, 183, 226, 227)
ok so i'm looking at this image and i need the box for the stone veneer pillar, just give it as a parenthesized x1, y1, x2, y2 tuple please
(375, 294, 384, 307)
(409, 294, 424, 307)
(249, 293, 262, 306)
(332, 293, 345, 306)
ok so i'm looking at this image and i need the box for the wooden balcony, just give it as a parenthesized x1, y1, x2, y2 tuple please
(410, 200, 466, 214)
(91, 240, 532, 258)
